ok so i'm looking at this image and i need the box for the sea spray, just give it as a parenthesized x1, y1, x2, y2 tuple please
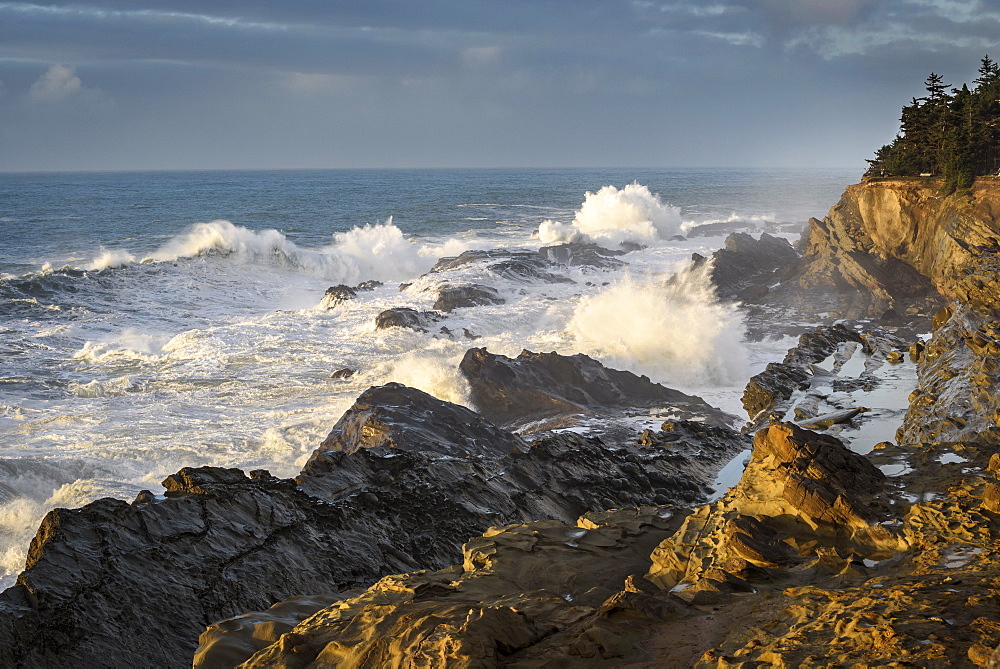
(369, 347, 473, 408)
(538, 183, 682, 247)
(87, 248, 136, 270)
(141, 219, 468, 285)
(568, 262, 747, 386)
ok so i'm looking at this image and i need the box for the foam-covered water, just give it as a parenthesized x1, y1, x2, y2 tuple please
(0, 167, 855, 586)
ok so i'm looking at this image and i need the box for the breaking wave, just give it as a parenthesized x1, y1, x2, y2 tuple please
(537, 183, 682, 247)
(567, 262, 748, 386)
(75, 219, 468, 286)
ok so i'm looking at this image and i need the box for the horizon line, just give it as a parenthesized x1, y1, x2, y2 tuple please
(0, 164, 865, 176)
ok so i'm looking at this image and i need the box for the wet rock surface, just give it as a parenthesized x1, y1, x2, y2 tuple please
(432, 283, 505, 312)
(460, 347, 733, 431)
(429, 248, 576, 284)
(319, 280, 382, 309)
(313, 382, 527, 458)
(373, 306, 443, 332)
(741, 323, 864, 422)
(0, 384, 746, 669)
(538, 242, 627, 269)
(695, 232, 799, 302)
(210, 507, 689, 668)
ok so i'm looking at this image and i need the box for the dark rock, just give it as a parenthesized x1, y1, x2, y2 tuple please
(685, 221, 753, 238)
(311, 382, 527, 458)
(701, 232, 800, 302)
(538, 243, 627, 269)
(428, 248, 575, 284)
(0, 386, 747, 669)
(320, 281, 382, 309)
(459, 347, 731, 429)
(487, 257, 575, 284)
(742, 324, 864, 421)
(331, 367, 356, 379)
(432, 284, 504, 312)
(320, 284, 356, 309)
(374, 307, 442, 332)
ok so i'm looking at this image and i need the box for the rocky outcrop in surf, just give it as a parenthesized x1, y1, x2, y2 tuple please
(741, 323, 864, 423)
(12, 177, 1000, 668)
(432, 283, 505, 312)
(0, 377, 745, 669)
(459, 347, 733, 431)
(374, 306, 443, 332)
(694, 231, 799, 303)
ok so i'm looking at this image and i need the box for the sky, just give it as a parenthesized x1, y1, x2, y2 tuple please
(1, 0, 998, 171)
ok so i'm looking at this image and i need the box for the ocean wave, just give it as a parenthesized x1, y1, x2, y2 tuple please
(536, 183, 682, 247)
(681, 212, 777, 234)
(67, 219, 470, 286)
(567, 262, 748, 386)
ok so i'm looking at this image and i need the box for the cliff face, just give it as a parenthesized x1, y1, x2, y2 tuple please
(780, 178, 1000, 319)
(843, 179, 1000, 284)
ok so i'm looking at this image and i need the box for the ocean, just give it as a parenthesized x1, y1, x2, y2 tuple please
(0, 167, 857, 585)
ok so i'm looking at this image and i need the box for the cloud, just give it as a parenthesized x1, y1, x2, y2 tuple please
(28, 64, 82, 102)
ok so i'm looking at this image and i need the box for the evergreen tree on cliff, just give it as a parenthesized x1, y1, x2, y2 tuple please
(866, 57, 1000, 191)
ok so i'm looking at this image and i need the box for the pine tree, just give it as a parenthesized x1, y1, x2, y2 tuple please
(975, 55, 1000, 90)
(865, 59, 1000, 181)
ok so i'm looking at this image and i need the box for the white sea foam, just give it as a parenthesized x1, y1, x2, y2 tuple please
(568, 263, 748, 386)
(369, 346, 472, 408)
(681, 212, 776, 233)
(537, 183, 682, 247)
(143, 219, 467, 285)
(73, 329, 171, 363)
(87, 247, 136, 270)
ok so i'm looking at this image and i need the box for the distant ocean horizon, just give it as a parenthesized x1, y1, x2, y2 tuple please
(0, 166, 856, 585)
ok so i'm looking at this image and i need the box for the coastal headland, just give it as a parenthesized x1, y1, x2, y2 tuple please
(4, 175, 1000, 667)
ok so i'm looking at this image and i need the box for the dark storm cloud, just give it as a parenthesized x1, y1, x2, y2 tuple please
(0, 0, 998, 170)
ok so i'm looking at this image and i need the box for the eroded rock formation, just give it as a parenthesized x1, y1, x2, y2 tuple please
(0, 382, 745, 669)
(459, 347, 732, 430)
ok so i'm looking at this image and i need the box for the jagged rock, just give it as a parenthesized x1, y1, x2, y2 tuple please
(217, 508, 689, 668)
(459, 347, 731, 429)
(742, 324, 864, 420)
(695, 232, 799, 302)
(312, 382, 527, 458)
(193, 592, 351, 669)
(685, 220, 753, 238)
(429, 249, 575, 284)
(330, 367, 355, 379)
(430, 249, 529, 273)
(538, 243, 627, 269)
(320, 284, 356, 308)
(797, 408, 863, 429)
(374, 307, 442, 332)
(433, 283, 505, 312)
(488, 256, 575, 284)
(647, 422, 897, 591)
(320, 280, 382, 309)
(0, 383, 745, 669)
(983, 483, 1000, 513)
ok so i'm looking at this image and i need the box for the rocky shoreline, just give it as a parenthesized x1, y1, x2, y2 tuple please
(4, 177, 1000, 667)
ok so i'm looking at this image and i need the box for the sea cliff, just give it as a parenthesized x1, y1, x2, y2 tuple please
(5, 177, 1000, 667)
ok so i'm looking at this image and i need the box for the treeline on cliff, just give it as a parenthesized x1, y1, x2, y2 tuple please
(866, 55, 1000, 193)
